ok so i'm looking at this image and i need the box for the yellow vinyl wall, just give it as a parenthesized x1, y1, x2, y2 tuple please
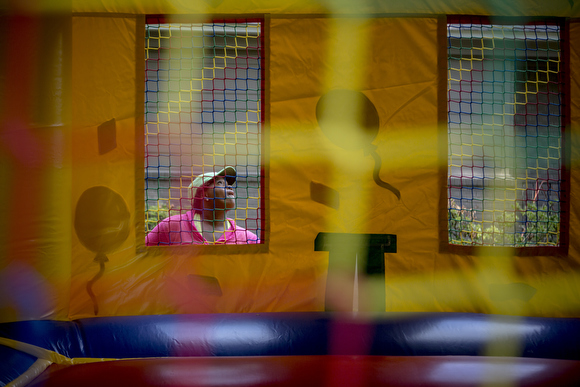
(1, 0, 580, 321)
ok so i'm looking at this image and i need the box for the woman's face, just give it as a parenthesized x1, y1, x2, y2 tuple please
(204, 176, 235, 210)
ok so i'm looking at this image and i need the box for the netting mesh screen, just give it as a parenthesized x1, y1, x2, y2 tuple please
(447, 18, 564, 247)
(144, 17, 263, 242)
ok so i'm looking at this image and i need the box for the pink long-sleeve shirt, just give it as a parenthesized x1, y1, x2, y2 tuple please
(145, 211, 260, 246)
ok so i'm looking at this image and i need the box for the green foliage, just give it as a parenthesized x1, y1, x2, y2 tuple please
(145, 201, 171, 232)
(448, 199, 560, 247)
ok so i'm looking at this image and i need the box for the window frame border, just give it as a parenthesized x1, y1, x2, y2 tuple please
(137, 14, 270, 255)
(438, 15, 570, 257)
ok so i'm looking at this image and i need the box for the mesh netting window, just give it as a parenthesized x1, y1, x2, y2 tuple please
(144, 17, 263, 244)
(447, 18, 566, 248)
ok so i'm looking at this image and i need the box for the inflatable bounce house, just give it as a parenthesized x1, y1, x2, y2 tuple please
(2, 0, 580, 385)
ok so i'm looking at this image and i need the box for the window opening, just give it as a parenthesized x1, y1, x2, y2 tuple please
(447, 18, 566, 248)
(144, 17, 263, 245)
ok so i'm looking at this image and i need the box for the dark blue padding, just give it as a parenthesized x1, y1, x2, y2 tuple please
(0, 320, 85, 359)
(77, 313, 332, 358)
(519, 315, 580, 360)
(76, 312, 580, 360)
(370, 312, 580, 360)
(0, 346, 37, 386)
(1, 312, 579, 364)
(76, 312, 391, 358)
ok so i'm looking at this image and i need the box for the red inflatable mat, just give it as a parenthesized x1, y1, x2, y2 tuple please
(28, 355, 580, 387)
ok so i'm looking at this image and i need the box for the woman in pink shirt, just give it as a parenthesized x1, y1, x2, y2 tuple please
(145, 167, 260, 245)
